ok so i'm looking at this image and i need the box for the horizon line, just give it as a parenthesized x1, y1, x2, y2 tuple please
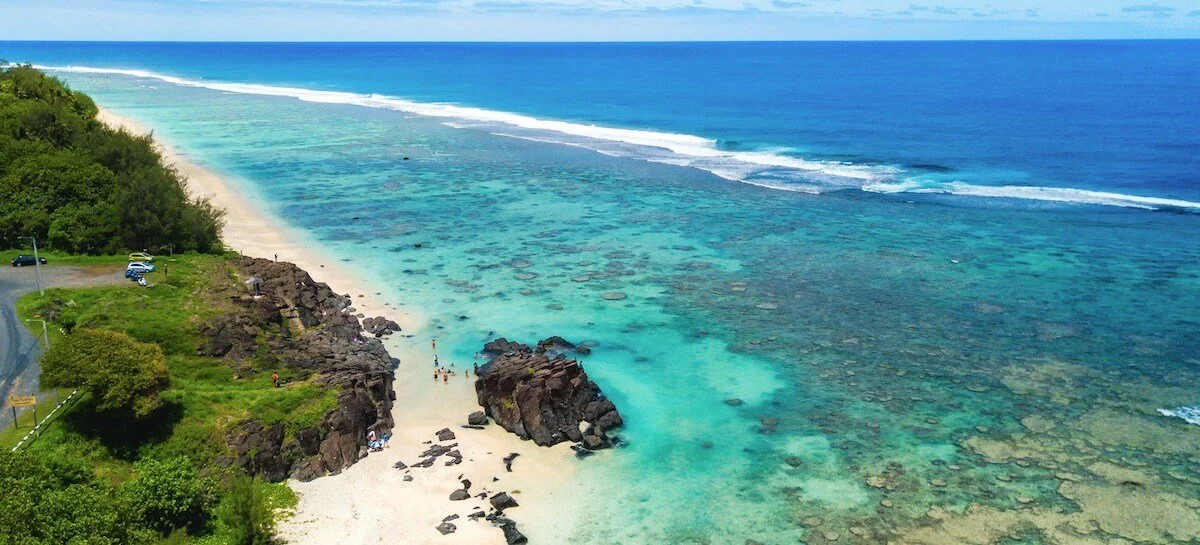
(3, 37, 1200, 44)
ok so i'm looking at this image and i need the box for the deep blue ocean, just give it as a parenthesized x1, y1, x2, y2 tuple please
(4, 41, 1199, 544)
(5, 41, 1200, 206)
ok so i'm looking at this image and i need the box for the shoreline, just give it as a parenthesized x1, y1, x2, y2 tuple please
(96, 107, 584, 544)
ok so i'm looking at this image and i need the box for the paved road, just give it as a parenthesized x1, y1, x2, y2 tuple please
(0, 263, 125, 424)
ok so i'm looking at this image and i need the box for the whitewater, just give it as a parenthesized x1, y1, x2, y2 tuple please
(38, 64, 1200, 212)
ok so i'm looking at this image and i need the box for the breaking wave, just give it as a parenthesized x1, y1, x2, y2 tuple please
(1158, 405, 1200, 425)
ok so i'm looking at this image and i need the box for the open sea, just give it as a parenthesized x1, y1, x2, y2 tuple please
(4, 41, 1199, 544)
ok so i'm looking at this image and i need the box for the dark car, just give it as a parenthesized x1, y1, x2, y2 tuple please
(10, 254, 47, 267)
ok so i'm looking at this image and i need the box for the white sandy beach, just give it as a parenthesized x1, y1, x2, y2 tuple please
(98, 108, 586, 545)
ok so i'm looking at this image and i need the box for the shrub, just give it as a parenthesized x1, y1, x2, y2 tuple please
(220, 476, 275, 545)
(124, 457, 216, 535)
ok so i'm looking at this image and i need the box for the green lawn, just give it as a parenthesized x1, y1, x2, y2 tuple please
(4, 249, 146, 267)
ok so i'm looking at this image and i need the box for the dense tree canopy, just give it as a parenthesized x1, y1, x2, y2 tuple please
(0, 65, 223, 254)
(0, 450, 155, 545)
(41, 328, 170, 417)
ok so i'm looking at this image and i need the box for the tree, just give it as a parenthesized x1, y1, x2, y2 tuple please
(41, 328, 170, 417)
(0, 65, 225, 254)
(124, 457, 216, 535)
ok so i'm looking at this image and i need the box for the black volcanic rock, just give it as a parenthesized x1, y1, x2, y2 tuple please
(474, 339, 622, 448)
(481, 337, 527, 357)
(490, 492, 520, 511)
(209, 257, 397, 482)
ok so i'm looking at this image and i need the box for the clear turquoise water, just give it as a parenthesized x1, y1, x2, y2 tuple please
(45, 70, 1200, 544)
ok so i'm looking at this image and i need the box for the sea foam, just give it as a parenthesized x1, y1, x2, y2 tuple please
(38, 64, 1200, 212)
(1157, 405, 1200, 425)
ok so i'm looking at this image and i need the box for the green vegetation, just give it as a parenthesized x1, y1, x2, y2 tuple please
(3, 254, 326, 543)
(126, 457, 217, 535)
(41, 328, 170, 417)
(0, 66, 319, 544)
(0, 64, 222, 254)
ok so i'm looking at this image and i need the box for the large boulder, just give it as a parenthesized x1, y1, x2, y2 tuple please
(475, 339, 622, 448)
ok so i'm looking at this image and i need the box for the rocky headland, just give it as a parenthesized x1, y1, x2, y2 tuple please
(200, 257, 400, 481)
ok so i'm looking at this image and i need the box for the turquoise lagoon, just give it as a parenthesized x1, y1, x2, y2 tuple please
(49, 70, 1200, 544)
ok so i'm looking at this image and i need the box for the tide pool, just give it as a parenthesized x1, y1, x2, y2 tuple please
(35, 62, 1200, 544)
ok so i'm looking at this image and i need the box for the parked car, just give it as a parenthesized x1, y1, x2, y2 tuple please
(10, 254, 46, 267)
(128, 252, 155, 262)
(126, 262, 156, 274)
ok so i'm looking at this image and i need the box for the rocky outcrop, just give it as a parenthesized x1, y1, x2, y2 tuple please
(474, 338, 621, 449)
(208, 257, 398, 482)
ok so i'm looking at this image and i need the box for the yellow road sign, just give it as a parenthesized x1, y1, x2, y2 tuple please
(9, 395, 36, 407)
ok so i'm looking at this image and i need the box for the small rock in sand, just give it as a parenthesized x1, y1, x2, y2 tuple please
(449, 489, 471, 501)
(490, 492, 519, 511)
(437, 428, 456, 442)
(503, 452, 520, 472)
(436, 522, 456, 535)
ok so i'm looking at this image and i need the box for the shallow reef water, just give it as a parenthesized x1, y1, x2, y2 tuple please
(57, 73, 1200, 545)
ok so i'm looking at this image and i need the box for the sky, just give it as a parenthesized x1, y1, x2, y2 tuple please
(3, 0, 1200, 41)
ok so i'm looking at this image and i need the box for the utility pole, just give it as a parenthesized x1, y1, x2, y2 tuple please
(18, 236, 43, 296)
(25, 319, 53, 403)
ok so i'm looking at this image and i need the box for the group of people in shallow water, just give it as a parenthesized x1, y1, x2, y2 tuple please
(430, 338, 482, 384)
